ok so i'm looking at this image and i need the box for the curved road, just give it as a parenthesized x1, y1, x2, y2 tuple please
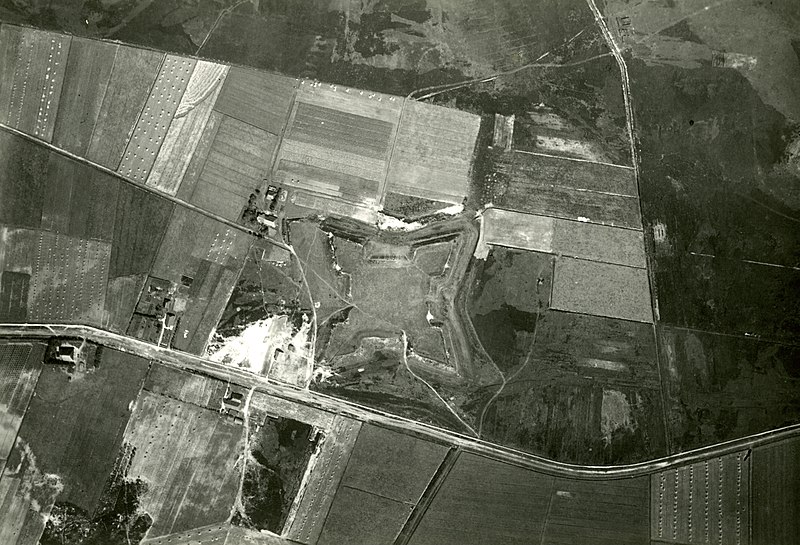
(2, 322, 798, 481)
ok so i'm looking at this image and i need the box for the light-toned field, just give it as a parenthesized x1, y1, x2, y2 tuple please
(285, 415, 361, 545)
(651, 451, 750, 545)
(0, 342, 44, 466)
(483, 208, 646, 268)
(386, 100, 480, 205)
(551, 256, 652, 323)
(118, 55, 196, 183)
(0, 438, 62, 545)
(147, 61, 229, 195)
(0, 26, 70, 143)
(482, 207, 555, 252)
(103, 273, 147, 333)
(27, 230, 111, 325)
(189, 114, 277, 222)
(250, 391, 335, 430)
(214, 66, 296, 135)
(296, 81, 403, 124)
(124, 390, 244, 538)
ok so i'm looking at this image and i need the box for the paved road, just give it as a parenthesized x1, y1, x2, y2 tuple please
(2, 323, 798, 480)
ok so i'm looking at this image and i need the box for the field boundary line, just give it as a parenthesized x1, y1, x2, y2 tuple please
(511, 148, 634, 170)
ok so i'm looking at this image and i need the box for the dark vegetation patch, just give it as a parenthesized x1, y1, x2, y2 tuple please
(18, 347, 149, 512)
(0, 271, 29, 321)
(629, 59, 800, 341)
(109, 184, 174, 278)
(234, 416, 320, 534)
(382, 192, 450, 221)
(660, 326, 800, 452)
(40, 444, 152, 545)
(468, 248, 552, 373)
(658, 19, 704, 44)
(0, 131, 48, 228)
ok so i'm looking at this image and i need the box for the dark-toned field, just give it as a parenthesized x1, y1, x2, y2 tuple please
(752, 437, 800, 545)
(0, 131, 48, 229)
(52, 37, 117, 155)
(659, 326, 800, 453)
(213, 66, 296, 135)
(109, 183, 174, 279)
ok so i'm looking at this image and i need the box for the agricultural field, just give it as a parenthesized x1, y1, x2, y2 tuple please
(0, 26, 70, 143)
(185, 113, 277, 222)
(551, 256, 652, 323)
(0, 131, 48, 229)
(213, 66, 296, 135)
(13, 347, 149, 513)
(488, 150, 641, 228)
(385, 100, 481, 205)
(408, 453, 553, 545)
(52, 37, 117, 156)
(147, 61, 229, 196)
(752, 437, 800, 545)
(117, 55, 196, 183)
(284, 416, 361, 545)
(27, 231, 111, 325)
(274, 83, 400, 213)
(123, 390, 243, 538)
(85, 44, 164, 169)
(483, 208, 647, 268)
(0, 342, 44, 466)
(651, 451, 750, 545)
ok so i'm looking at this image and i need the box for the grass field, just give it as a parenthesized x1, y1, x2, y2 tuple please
(118, 55, 196, 183)
(85, 44, 163, 169)
(0, 342, 44, 466)
(103, 273, 148, 333)
(541, 476, 649, 545)
(551, 256, 652, 323)
(125, 390, 243, 538)
(15, 347, 149, 513)
(27, 231, 111, 325)
(483, 208, 646, 268)
(144, 364, 228, 411)
(189, 114, 277, 222)
(40, 153, 120, 241)
(0, 26, 70, 143)
(317, 486, 412, 545)
(408, 453, 553, 545)
(0, 131, 48, 229)
(652, 451, 750, 545)
(386, 100, 480, 205)
(52, 37, 117, 156)
(214, 66, 296, 135)
(0, 227, 38, 321)
(109, 183, 174, 278)
(285, 416, 361, 545)
(752, 437, 800, 545)
(339, 424, 448, 504)
(147, 61, 229, 196)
